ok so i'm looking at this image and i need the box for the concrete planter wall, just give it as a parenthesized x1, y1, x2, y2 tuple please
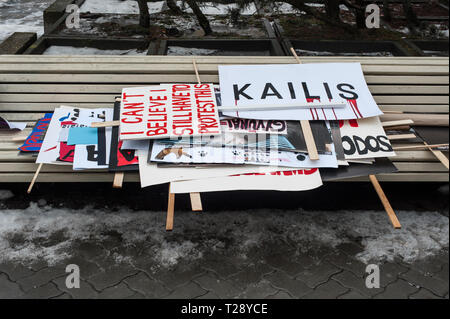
(23, 36, 150, 55)
(44, 0, 86, 34)
(283, 39, 411, 56)
(153, 39, 285, 56)
(405, 40, 449, 57)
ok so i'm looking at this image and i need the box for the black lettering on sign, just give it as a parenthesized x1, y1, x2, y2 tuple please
(302, 82, 320, 100)
(261, 83, 282, 99)
(343, 135, 393, 156)
(337, 83, 359, 100)
(86, 145, 99, 162)
(233, 84, 253, 100)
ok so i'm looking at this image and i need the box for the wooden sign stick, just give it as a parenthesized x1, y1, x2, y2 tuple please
(27, 163, 43, 194)
(369, 175, 402, 229)
(425, 142, 449, 170)
(166, 184, 175, 231)
(290, 47, 319, 161)
(185, 58, 204, 212)
(113, 171, 125, 188)
(394, 143, 449, 151)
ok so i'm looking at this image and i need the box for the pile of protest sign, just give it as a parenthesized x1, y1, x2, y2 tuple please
(25, 63, 402, 191)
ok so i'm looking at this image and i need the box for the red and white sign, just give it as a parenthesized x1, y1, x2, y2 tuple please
(119, 84, 221, 140)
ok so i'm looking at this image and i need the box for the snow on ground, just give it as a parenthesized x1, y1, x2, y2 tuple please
(80, 0, 166, 14)
(80, 0, 258, 15)
(43, 46, 147, 55)
(167, 46, 218, 56)
(0, 0, 54, 43)
(0, 202, 448, 267)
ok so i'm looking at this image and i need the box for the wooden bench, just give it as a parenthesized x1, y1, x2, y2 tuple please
(0, 55, 448, 184)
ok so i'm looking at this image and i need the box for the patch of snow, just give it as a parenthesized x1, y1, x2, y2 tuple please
(0, 203, 447, 267)
(0, 0, 54, 43)
(43, 46, 147, 55)
(167, 46, 218, 56)
(0, 190, 14, 200)
(80, 0, 165, 14)
(295, 48, 394, 57)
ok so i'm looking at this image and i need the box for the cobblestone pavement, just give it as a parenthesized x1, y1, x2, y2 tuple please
(0, 182, 448, 299)
(0, 244, 448, 299)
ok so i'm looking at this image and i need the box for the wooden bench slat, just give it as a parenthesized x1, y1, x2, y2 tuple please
(0, 64, 447, 76)
(2, 84, 448, 95)
(1, 56, 448, 65)
(2, 93, 447, 104)
(1, 74, 447, 85)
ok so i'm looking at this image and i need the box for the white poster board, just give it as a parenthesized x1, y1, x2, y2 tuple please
(120, 84, 221, 140)
(219, 63, 382, 121)
(170, 169, 323, 193)
(138, 149, 296, 188)
(37, 106, 110, 165)
(339, 117, 396, 160)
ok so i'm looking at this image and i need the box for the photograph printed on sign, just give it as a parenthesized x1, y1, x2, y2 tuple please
(150, 141, 338, 169)
(155, 121, 332, 154)
(119, 84, 221, 140)
(170, 168, 323, 193)
(219, 63, 383, 121)
(339, 116, 396, 160)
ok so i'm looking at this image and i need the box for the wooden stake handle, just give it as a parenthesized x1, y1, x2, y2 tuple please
(290, 47, 319, 161)
(425, 142, 449, 170)
(91, 121, 120, 128)
(113, 172, 125, 188)
(166, 184, 175, 231)
(27, 163, 43, 194)
(394, 143, 449, 151)
(369, 175, 401, 229)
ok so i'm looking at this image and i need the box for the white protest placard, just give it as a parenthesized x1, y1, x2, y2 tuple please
(170, 169, 323, 193)
(138, 149, 295, 188)
(150, 142, 338, 169)
(219, 63, 382, 121)
(220, 118, 288, 134)
(120, 84, 221, 140)
(37, 106, 110, 165)
(339, 117, 396, 160)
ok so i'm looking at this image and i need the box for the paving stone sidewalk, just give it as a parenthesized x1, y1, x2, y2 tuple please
(0, 242, 448, 299)
(0, 182, 448, 299)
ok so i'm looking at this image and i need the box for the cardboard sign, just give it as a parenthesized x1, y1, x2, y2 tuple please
(170, 168, 323, 194)
(219, 63, 382, 121)
(220, 118, 288, 134)
(37, 106, 111, 165)
(339, 117, 396, 160)
(109, 100, 139, 172)
(321, 158, 398, 181)
(73, 126, 112, 170)
(138, 149, 296, 188)
(119, 84, 221, 140)
(150, 142, 338, 168)
(19, 113, 53, 152)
